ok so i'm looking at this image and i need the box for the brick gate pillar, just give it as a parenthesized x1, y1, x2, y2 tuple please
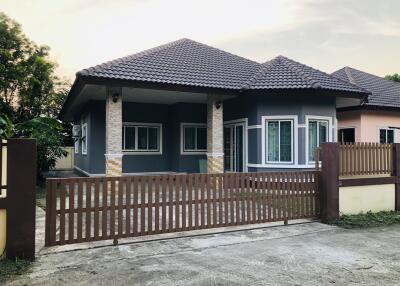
(207, 94, 224, 173)
(105, 87, 123, 177)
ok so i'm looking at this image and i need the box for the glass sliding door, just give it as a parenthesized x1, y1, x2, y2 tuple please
(224, 127, 232, 172)
(224, 123, 245, 172)
(235, 125, 244, 172)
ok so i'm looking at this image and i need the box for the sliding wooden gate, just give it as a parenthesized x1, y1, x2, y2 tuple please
(45, 171, 320, 246)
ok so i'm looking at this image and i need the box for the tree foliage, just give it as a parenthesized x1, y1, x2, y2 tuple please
(0, 114, 68, 178)
(385, 73, 400, 83)
(0, 12, 71, 179)
(0, 12, 32, 107)
(16, 117, 68, 177)
(0, 12, 69, 122)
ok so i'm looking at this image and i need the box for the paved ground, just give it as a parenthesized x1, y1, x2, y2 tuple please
(4, 215, 400, 286)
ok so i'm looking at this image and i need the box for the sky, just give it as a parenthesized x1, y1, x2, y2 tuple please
(1, 0, 399, 82)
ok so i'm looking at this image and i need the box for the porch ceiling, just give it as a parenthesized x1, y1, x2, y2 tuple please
(63, 84, 236, 121)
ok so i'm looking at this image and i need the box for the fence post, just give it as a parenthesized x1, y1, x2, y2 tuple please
(320, 142, 339, 222)
(392, 143, 400, 211)
(6, 139, 37, 261)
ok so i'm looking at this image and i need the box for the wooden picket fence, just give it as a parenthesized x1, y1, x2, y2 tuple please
(340, 143, 392, 176)
(315, 143, 392, 177)
(45, 171, 320, 246)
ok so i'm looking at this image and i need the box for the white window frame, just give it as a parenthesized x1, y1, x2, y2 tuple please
(122, 122, 163, 155)
(305, 115, 333, 165)
(262, 116, 297, 165)
(74, 138, 79, 154)
(81, 123, 87, 155)
(180, 123, 207, 155)
(378, 127, 396, 144)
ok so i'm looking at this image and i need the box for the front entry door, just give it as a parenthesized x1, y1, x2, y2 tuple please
(224, 123, 245, 172)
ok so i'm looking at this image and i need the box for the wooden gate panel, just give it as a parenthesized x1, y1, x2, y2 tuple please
(45, 171, 320, 246)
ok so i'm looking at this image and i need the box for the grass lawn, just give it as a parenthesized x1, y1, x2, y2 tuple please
(0, 259, 32, 282)
(329, 211, 400, 229)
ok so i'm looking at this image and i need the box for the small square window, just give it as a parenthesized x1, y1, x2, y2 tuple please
(380, 128, 395, 144)
(122, 124, 161, 153)
(182, 124, 207, 154)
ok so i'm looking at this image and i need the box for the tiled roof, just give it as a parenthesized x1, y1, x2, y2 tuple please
(332, 67, 400, 108)
(78, 38, 261, 89)
(78, 38, 367, 94)
(244, 56, 366, 93)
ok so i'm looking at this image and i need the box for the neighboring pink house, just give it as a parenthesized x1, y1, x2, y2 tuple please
(332, 67, 400, 144)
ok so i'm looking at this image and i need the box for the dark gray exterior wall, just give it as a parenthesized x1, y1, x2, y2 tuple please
(74, 100, 106, 175)
(122, 102, 206, 173)
(223, 93, 337, 171)
(122, 102, 171, 173)
(169, 103, 207, 173)
(74, 101, 206, 175)
(74, 93, 336, 175)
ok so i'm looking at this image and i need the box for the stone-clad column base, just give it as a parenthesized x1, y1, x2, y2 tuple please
(105, 154, 123, 177)
(207, 154, 224, 174)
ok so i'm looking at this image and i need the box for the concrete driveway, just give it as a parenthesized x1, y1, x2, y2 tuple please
(5, 220, 400, 285)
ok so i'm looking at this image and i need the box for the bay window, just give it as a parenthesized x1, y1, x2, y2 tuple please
(308, 119, 328, 162)
(266, 119, 293, 163)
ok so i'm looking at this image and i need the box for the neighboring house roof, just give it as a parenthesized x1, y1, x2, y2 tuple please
(332, 67, 400, 109)
(77, 38, 367, 93)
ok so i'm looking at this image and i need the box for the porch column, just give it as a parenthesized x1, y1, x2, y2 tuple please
(207, 94, 224, 173)
(105, 87, 123, 176)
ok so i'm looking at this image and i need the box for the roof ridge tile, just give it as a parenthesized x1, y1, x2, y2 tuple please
(241, 58, 277, 90)
(278, 56, 321, 89)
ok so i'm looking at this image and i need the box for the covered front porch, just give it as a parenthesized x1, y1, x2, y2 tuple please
(70, 83, 245, 176)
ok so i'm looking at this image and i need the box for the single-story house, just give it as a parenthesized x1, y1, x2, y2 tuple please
(333, 67, 400, 144)
(60, 38, 368, 176)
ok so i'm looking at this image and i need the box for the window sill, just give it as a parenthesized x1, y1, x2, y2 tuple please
(123, 151, 162, 155)
(181, 150, 207, 155)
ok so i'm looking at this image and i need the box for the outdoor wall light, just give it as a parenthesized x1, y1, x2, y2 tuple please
(112, 92, 119, 103)
(216, 100, 222, 109)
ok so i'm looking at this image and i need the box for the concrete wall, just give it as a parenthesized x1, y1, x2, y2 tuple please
(339, 184, 395, 215)
(337, 110, 400, 143)
(360, 110, 400, 142)
(53, 147, 74, 170)
(337, 110, 361, 142)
